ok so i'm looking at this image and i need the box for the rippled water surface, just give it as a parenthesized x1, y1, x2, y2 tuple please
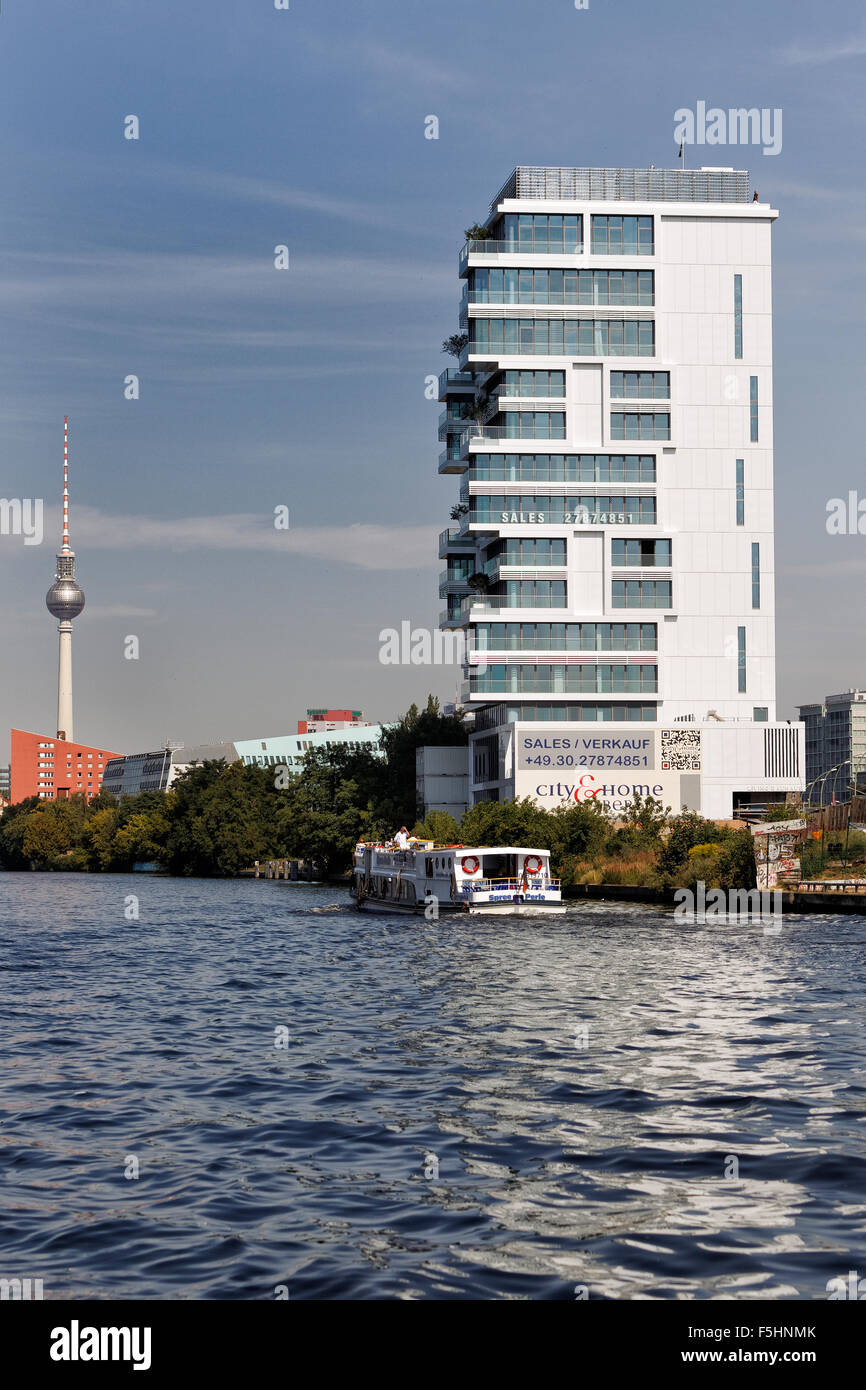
(1, 873, 865, 1300)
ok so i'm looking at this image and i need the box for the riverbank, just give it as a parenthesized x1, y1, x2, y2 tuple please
(566, 882, 866, 914)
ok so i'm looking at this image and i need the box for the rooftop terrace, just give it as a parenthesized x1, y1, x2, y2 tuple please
(489, 166, 751, 214)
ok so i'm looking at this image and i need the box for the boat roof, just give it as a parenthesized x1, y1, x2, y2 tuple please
(457, 846, 550, 855)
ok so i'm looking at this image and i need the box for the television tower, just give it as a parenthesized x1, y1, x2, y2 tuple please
(45, 417, 85, 741)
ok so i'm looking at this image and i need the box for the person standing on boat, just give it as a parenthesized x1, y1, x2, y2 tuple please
(394, 826, 410, 850)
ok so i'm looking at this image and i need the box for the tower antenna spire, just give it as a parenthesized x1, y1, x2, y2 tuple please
(62, 415, 70, 552)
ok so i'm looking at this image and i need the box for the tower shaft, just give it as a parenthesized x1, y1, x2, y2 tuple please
(57, 621, 73, 742)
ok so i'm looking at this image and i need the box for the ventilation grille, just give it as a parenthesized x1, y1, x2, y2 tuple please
(764, 727, 799, 779)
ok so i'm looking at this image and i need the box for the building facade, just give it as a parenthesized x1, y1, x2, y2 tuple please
(101, 743, 239, 797)
(416, 745, 470, 821)
(439, 166, 803, 819)
(797, 690, 866, 803)
(235, 724, 383, 772)
(10, 729, 120, 803)
(296, 709, 374, 735)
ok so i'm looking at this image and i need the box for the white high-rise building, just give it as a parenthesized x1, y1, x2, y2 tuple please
(438, 167, 803, 820)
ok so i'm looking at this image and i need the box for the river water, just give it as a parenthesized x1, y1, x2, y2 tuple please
(0, 873, 864, 1300)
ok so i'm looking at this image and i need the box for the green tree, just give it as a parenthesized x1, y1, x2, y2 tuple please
(412, 809, 461, 843)
(377, 699, 468, 827)
(21, 805, 74, 864)
(275, 756, 377, 876)
(715, 828, 758, 891)
(655, 811, 727, 884)
(82, 807, 121, 870)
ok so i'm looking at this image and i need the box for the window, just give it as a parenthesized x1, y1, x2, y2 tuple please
(591, 215, 654, 255)
(471, 663, 657, 694)
(750, 376, 759, 441)
(612, 579, 673, 609)
(470, 318, 654, 357)
(612, 539, 672, 567)
(470, 268, 653, 306)
(501, 213, 583, 252)
(610, 412, 670, 440)
(499, 580, 567, 608)
(502, 370, 565, 398)
(734, 274, 743, 359)
(473, 622, 658, 651)
(503, 411, 566, 439)
(753, 707, 768, 722)
(610, 371, 669, 399)
(751, 542, 760, 609)
(475, 703, 657, 725)
(471, 453, 655, 484)
(471, 494, 657, 525)
(736, 459, 744, 526)
(738, 626, 747, 692)
(496, 538, 568, 566)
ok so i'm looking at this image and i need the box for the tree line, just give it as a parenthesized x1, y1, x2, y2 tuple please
(0, 697, 757, 888)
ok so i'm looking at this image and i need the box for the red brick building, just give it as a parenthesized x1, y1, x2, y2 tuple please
(10, 729, 121, 804)
(297, 709, 371, 734)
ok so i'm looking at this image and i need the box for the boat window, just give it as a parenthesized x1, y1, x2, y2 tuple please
(426, 858, 433, 875)
(482, 853, 519, 879)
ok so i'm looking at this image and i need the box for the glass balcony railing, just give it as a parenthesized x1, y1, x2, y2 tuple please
(460, 595, 568, 614)
(438, 368, 478, 397)
(459, 240, 583, 270)
(465, 290, 653, 307)
(461, 421, 567, 444)
(472, 638, 658, 653)
(438, 526, 476, 553)
(470, 679, 658, 694)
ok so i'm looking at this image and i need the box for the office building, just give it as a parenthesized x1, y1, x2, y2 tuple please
(439, 165, 804, 818)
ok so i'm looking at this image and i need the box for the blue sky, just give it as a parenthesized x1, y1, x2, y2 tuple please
(1, 0, 865, 758)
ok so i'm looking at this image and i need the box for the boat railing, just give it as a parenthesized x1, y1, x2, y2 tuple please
(461, 876, 560, 894)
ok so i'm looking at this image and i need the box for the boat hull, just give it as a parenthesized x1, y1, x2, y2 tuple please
(350, 892, 565, 916)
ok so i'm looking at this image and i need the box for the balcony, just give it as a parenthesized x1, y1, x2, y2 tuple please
(440, 608, 468, 629)
(459, 240, 583, 274)
(465, 289, 653, 308)
(459, 595, 568, 615)
(438, 368, 477, 400)
(438, 407, 475, 441)
(460, 421, 567, 449)
(439, 444, 465, 472)
(438, 568, 474, 598)
(469, 678, 658, 695)
(438, 526, 476, 557)
(471, 637, 658, 654)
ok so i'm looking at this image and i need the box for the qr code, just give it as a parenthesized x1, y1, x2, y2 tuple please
(660, 728, 702, 771)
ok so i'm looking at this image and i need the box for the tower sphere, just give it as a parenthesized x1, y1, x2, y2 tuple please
(46, 577, 85, 620)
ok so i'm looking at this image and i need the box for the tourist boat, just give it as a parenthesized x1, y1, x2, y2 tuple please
(350, 842, 565, 915)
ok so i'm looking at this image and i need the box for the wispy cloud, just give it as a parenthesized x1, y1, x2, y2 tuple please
(64, 507, 437, 570)
(778, 29, 866, 67)
(0, 248, 451, 314)
(83, 604, 161, 620)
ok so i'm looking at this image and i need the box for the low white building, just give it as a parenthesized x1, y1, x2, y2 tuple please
(478, 719, 800, 819)
(416, 745, 470, 821)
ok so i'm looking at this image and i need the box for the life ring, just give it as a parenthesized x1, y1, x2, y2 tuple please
(461, 855, 480, 875)
(524, 855, 543, 875)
